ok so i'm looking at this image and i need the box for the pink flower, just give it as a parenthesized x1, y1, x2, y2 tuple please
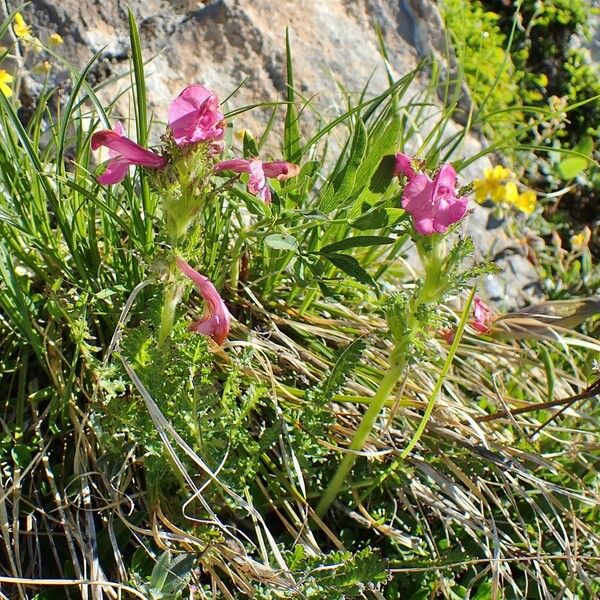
(214, 158, 300, 204)
(168, 84, 225, 147)
(471, 297, 494, 334)
(91, 122, 167, 184)
(176, 258, 231, 346)
(441, 297, 494, 343)
(395, 152, 468, 236)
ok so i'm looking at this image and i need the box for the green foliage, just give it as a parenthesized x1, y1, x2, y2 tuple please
(442, 0, 519, 132)
(261, 546, 388, 599)
(99, 320, 272, 500)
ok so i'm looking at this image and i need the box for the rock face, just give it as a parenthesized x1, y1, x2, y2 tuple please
(9, 0, 541, 308)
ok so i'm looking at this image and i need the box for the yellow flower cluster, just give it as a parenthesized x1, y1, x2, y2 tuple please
(473, 165, 537, 214)
(0, 13, 65, 97)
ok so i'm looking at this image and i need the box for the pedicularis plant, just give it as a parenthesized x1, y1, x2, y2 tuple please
(92, 84, 298, 347)
(91, 83, 492, 516)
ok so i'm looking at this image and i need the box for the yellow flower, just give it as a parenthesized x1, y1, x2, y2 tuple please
(513, 190, 536, 214)
(33, 60, 52, 75)
(501, 181, 519, 204)
(571, 226, 591, 251)
(48, 33, 63, 46)
(0, 69, 13, 97)
(13, 12, 31, 39)
(473, 164, 513, 203)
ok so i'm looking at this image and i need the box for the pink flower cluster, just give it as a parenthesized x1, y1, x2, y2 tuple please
(91, 85, 301, 346)
(394, 153, 468, 236)
(90, 84, 299, 204)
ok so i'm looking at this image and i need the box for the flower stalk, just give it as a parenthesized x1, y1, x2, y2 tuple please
(316, 362, 405, 516)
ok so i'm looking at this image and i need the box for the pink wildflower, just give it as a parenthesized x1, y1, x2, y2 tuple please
(91, 122, 167, 185)
(176, 258, 231, 346)
(214, 158, 299, 204)
(441, 297, 495, 343)
(471, 297, 494, 334)
(395, 152, 468, 236)
(168, 84, 225, 147)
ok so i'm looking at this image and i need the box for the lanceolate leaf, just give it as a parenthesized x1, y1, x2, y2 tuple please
(322, 252, 376, 287)
(320, 235, 394, 254)
(319, 118, 368, 213)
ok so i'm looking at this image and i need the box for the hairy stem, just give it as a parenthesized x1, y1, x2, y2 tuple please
(157, 280, 182, 345)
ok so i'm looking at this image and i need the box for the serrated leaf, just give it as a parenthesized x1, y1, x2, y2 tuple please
(322, 252, 376, 287)
(320, 236, 394, 254)
(264, 233, 299, 251)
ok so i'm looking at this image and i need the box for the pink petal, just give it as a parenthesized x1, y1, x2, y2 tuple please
(97, 156, 130, 185)
(113, 121, 126, 137)
(107, 122, 127, 159)
(401, 173, 432, 213)
(176, 258, 231, 346)
(412, 215, 436, 236)
(394, 153, 417, 178)
(433, 196, 468, 233)
(168, 85, 214, 123)
(168, 84, 224, 146)
(262, 161, 300, 180)
(91, 130, 166, 169)
(214, 159, 252, 174)
(247, 160, 266, 193)
(472, 297, 493, 333)
(432, 164, 458, 197)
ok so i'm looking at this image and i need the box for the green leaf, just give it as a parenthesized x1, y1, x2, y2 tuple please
(11, 444, 31, 468)
(243, 130, 260, 158)
(351, 206, 391, 230)
(128, 10, 153, 245)
(558, 136, 593, 179)
(149, 551, 172, 592)
(322, 252, 376, 287)
(319, 118, 368, 213)
(284, 28, 303, 163)
(320, 235, 394, 254)
(264, 233, 299, 251)
(348, 115, 401, 215)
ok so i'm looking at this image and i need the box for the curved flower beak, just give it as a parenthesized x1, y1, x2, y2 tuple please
(168, 84, 225, 147)
(91, 123, 167, 185)
(214, 158, 299, 204)
(176, 258, 231, 346)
